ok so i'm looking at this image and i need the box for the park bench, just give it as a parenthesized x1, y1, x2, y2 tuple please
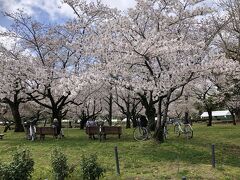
(102, 126, 122, 139)
(0, 134, 4, 140)
(36, 127, 57, 140)
(86, 126, 122, 140)
(85, 126, 99, 139)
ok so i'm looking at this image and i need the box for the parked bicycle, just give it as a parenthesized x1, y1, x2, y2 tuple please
(23, 117, 38, 141)
(173, 120, 193, 139)
(133, 117, 168, 141)
(133, 117, 151, 141)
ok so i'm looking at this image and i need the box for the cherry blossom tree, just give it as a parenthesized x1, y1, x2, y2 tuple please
(72, 97, 102, 129)
(211, 60, 240, 124)
(190, 77, 220, 126)
(210, 0, 240, 124)
(0, 10, 104, 129)
(0, 45, 34, 132)
(114, 87, 142, 128)
(77, 0, 214, 142)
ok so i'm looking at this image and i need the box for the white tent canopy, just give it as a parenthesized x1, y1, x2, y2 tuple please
(200, 110, 231, 118)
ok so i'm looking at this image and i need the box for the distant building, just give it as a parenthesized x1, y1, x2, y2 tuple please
(200, 110, 232, 121)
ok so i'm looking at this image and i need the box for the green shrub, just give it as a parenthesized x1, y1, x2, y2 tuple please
(0, 148, 34, 180)
(0, 162, 4, 177)
(80, 154, 105, 180)
(51, 148, 72, 180)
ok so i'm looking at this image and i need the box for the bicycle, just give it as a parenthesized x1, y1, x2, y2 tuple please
(133, 119, 152, 141)
(173, 121, 193, 139)
(133, 120, 168, 141)
(23, 117, 38, 141)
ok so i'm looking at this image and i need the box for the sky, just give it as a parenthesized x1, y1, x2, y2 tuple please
(0, 0, 221, 37)
(0, 0, 137, 29)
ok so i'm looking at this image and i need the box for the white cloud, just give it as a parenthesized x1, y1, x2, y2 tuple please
(100, 0, 136, 11)
(1, 0, 34, 16)
(0, 0, 75, 21)
(0, 25, 17, 50)
(0, 0, 136, 22)
(0, 26, 7, 32)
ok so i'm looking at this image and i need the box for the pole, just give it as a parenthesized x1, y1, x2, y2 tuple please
(212, 144, 215, 168)
(114, 146, 120, 175)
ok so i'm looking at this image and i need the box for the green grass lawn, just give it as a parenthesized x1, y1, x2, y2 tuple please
(0, 124, 240, 179)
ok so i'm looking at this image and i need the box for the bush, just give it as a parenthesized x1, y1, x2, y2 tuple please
(80, 154, 105, 180)
(51, 148, 72, 180)
(0, 148, 34, 180)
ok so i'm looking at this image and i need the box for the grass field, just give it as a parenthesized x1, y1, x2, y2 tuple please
(0, 124, 240, 179)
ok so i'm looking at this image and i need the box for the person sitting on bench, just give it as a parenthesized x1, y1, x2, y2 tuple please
(86, 119, 97, 139)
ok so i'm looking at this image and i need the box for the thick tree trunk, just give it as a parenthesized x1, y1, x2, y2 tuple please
(228, 108, 236, 125)
(130, 102, 140, 128)
(131, 118, 137, 127)
(184, 111, 189, 124)
(130, 101, 138, 127)
(52, 109, 62, 129)
(230, 110, 236, 125)
(235, 110, 240, 124)
(207, 110, 213, 126)
(126, 115, 131, 128)
(154, 98, 164, 142)
(138, 92, 157, 131)
(80, 119, 87, 129)
(145, 106, 156, 131)
(9, 103, 24, 132)
(154, 91, 171, 143)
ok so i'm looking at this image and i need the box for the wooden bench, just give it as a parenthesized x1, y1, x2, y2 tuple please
(36, 127, 57, 140)
(86, 126, 122, 140)
(0, 134, 4, 140)
(102, 126, 122, 139)
(85, 126, 99, 140)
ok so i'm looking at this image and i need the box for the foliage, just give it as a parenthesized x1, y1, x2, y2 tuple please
(51, 148, 73, 180)
(0, 148, 34, 180)
(80, 154, 105, 180)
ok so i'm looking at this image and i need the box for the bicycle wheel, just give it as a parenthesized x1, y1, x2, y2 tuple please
(174, 125, 180, 137)
(184, 124, 193, 139)
(133, 127, 148, 141)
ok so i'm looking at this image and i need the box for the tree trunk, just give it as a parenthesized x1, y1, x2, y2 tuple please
(145, 105, 156, 131)
(131, 118, 137, 127)
(131, 113, 138, 128)
(126, 115, 131, 128)
(184, 95, 189, 124)
(9, 103, 24, 132)
(108, 93, 113, 126)
(234, 109, 240, 124)
(126, 103, 131, 128)
(154, 97, 164, 142)
(130, 102, 140, 128)
(184, 111, 189, 124)
(207, 110, 212, 126)
(154, 91, 171, 143)
(138, 92, 157, 131)
(229, 110, 236, 125)
(52, 109, 62, 129)
(80, 119, 87, 129)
